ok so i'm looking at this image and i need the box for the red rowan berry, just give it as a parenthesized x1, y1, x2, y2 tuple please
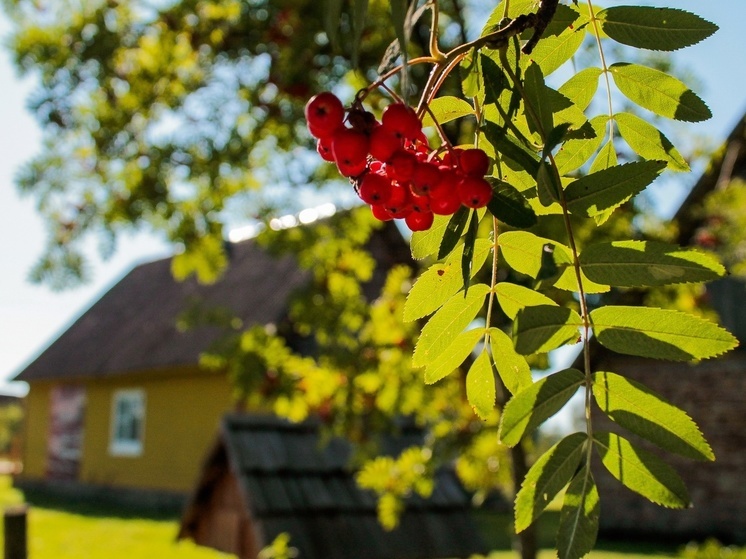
(459, 148, 491, 177)
(332, 128, 369, 177)
(305, 92, 344, 138)
(358, 173, 392, 205)
(384, 184, 413, 218)
(405, 210, 434, 232)
(411, 161, 442, 196)
(430, 188, 462, 215)
(369, 126, 401, 163)
(371, 204, 393, 222)
(387, 149, 418, 183)
(316, 136, 336, 162)
(381, 103, 421, 141)
(457, 176, 492, 208)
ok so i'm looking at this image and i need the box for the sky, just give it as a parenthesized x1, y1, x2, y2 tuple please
(1, 2, 746, 396)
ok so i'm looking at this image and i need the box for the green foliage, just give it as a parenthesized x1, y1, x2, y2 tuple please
(557, 466, 599, 559)
(0, 404, 23, 455)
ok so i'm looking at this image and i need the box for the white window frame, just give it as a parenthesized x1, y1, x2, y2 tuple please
(109, 389, 146, 457)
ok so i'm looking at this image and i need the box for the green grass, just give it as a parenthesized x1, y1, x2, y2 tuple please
(0, 475, 685, 559)
(0, 476, 235, 559)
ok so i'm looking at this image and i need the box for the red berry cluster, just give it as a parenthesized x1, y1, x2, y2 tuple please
(305, 92, 493, 232)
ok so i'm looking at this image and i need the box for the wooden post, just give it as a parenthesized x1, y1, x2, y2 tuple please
(4, 505, 27, 559)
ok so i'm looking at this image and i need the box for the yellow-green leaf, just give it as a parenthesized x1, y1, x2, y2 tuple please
(412, 283, 490, 367)
(424, 328, 485, 384)
(495, 282, 557, 320)
(558, 465, 599, 559)
(421, 96, 475, 128)
(615, 112, 689, 172)
(488, 327, 533, 395)
(467, 351, 496, 419)
(514, 306, 582, 355)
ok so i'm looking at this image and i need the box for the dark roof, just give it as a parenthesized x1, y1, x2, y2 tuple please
(15, 239, 310, 382)
(675, 113, 746, 244)
(180, 414, 489, 559)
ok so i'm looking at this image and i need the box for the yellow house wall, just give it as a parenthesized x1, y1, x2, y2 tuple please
(20, 380, 53, 479)
(21, 370, 235, 493)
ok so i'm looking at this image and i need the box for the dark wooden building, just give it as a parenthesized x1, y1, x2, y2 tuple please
(591, 114, 746, 543)
(178, 414, 489, 559)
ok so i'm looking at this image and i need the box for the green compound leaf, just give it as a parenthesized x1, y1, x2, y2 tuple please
(481, 54, 509, 106)
(404, 239, 492, 322)
(590, 305, 739, 361)
(500, 368, 584, 447)
(424, 328, 485, 385)
(483, 121, 540, 177)
(580, 240, 725, 287)
(559, 67, 603, 112)
(558, 465, 600, 559)
(460, 49, 482, 98)
(615, 112, 689, 172)
(488, 327, 533, 396)
(565, 160, 666, 218)
(530, 18, 586, 77)
(411, 214, 450, 259)
(515, 432, 587, 533)
(592, 371, 714, 461)
(421, 96, 474, 128)
(412, 283, 490, 368)
(524, 63, 554, 137)
(439, 206, 471, 260)
(593, 432, 690, 508)
(598, 6, 718, 52)
(610, 63, 712, 122)
(495, 281, 557, 320)
(589, 139, 618, 173)
(537, 161, 560, 206)
(514, 306, 583, 355)
(487, 180, 538, 228)
(467, 350, 496, 420)
(498, 231, 609, 293)
(555, 115, 607, 176)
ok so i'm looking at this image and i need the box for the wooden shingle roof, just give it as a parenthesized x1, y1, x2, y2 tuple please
(179, 414, 489, 559)
(15, 239, 309, 382)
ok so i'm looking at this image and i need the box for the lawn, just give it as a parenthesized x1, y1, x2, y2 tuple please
(0, 475, 686, 559)
(0, 476, 234, 559)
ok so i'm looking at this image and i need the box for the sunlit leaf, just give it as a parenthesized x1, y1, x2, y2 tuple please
(610, 63, 711, 122)
(488, 327, 533, 395)
(590, 306, 739, 361)
(592, 371, 714, 461)
(467, 351, 496, 419)
(594, 432, 690, 508)
(580, 240, 725, 287)
(598, 7, 718, 51)
(424, 328, 485, 384)
(483, 122, 540, 177)
(422, 96, 475, 128)
(411, 214, 450, 259)
(498, 231, 609, 293)
(615, 112, 689, 172)
(495, 282, 557, 320)
(514, 306, 583, 355)
(557, 465, 599, 559)
(404, 240, 493, 321)
(558, 67, 603, 112)
(555, 115, 608, 176)
(500, 368, 584, 447)
(565, 160, 666, 218)
(412, 283, 490, 367)
(439, 206, 470, 259)
(515, 432, 587, 532)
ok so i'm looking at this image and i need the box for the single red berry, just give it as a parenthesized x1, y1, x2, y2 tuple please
(459, 148, 491, 177)
(332, 128, 369, 177)
(305, 92, 345, 138)
(411, 162, 442, 196)
(405, 210, 434, 231)
(384, 184, 413, 218)
(358, 173, 393, 205)
(430, 188, 462, 215)
(409, 191, 431, 213)
(369, 125, 402, 163)
(381, 103, 421, 141)
(456, 176, 493, 208)
(371, 204, 394, 222)
(316, 136, 336, 162)
(440, 148, 463, 168)
(387, 149, 417, 182)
